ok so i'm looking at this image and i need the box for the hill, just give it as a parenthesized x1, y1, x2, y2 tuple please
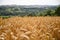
(0, 5, 59, 16)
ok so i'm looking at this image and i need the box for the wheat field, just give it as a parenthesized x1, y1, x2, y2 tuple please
(0, 17, 60, 40)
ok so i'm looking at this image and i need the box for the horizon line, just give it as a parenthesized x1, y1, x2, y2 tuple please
(0, 4, 60, 6)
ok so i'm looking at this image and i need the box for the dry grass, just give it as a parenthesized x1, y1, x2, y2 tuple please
(0, 17, 60, 40)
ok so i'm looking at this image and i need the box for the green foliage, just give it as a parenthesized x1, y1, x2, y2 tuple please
(0, 16, 10, 19)
(0, 5, 60, 17)
(55, 6, 60, 16)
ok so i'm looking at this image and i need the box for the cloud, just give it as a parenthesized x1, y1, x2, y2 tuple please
(0, 0, 60, 5)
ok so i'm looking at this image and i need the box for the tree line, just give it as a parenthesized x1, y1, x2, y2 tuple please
(0, 5, 60, 17)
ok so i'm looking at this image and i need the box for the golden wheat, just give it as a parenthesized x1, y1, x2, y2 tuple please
(0, 17, 60, 40)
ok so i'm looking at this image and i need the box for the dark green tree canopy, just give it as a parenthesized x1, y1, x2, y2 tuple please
(55, 6, 60, 16)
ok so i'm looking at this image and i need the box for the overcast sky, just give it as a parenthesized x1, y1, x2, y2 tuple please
(0, 0, 60, 5)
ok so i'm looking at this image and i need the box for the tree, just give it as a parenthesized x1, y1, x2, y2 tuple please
(45, 9, 52, 16)
(55, 6, 60, 16)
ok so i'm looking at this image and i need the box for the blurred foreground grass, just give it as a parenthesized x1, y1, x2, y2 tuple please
(0, 17, 60, 40)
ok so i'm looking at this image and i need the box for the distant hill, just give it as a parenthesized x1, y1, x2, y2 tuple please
(0, 5, 59, 16)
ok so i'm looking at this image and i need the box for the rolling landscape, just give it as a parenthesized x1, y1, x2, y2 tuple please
(0, 5, 60, 40)
(0, 5, 59, 17)
(0, 3, 60, 40)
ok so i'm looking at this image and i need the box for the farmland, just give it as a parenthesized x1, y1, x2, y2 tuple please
(0, 17, 60, 40)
